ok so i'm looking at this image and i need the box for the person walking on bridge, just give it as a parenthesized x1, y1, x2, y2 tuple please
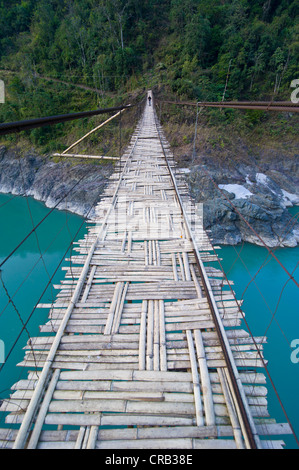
(148, 95, 151, 106)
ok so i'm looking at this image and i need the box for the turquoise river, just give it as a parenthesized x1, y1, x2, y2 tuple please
(0, 193, 298, 449)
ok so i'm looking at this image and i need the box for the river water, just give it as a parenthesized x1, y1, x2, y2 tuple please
(0, 193, 87, 430)
(214, 207, 299, 449)
(0, 193, 298, 448)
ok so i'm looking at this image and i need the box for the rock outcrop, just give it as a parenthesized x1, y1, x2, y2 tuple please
(184, 158, 299, 247)
(0, 145, 298, 247)
(0, 146, 114, 219)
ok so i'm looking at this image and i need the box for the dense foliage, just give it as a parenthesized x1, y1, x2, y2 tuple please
(0, 0, 298, 148)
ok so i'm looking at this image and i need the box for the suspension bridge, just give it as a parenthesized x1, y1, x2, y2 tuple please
(0, 92, 295, 449)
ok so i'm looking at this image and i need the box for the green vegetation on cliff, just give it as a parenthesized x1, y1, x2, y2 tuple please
(0, 0, 298, 153)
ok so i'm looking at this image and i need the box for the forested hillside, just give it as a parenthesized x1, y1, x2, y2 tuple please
(0, 0, 298, 151)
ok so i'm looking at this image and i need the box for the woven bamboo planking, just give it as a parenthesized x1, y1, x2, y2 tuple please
(0, 92, 292, 449)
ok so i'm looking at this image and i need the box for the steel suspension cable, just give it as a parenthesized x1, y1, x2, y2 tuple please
(0, 185, 102, 376)
(208, 235, 299, 447)
(154, 94, 299, 286)
(0, 173, 86, 269)
(154, 94, 299, 447)
(0, 188, 103, 443)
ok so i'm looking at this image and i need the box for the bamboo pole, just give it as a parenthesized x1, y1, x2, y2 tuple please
(139, 301, 148, 370)
(168, 214, 173, 232)
(156, 240, 161, 266)
(104, 282, 122, 335)
(178, 253, 185, 281)
(223, 367, 253, 449)
(127, 231, 132, 255)
(75, 426, 86, 449)
(27, 369, 60, 449)
(121, 231, 127, 253)
(186, 330, 204, 426)
(159, 300, 167, 371)
(148, 238, 153, 265)
(81, 265, 96, 303)
(87, 425, 99, 449)
(172, 253, 179, 281)
(82, 426, 91, 449)
(146, 300, 154, 370)
(182, 252, 191, 281)
(194, 329, 215, 426)
(218, 367, 245, 449)
(112, 282, 128, 334)
(190, 264, 203, 298)
(53, 153, 119, 160)
(62, 110, 123, 155)
(144, 241, 149, 266)
(154, 300, 160, 371)
(152, 240, 157, 266)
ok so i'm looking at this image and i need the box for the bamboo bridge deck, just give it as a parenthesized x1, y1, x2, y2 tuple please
(0, 93, 292, 449)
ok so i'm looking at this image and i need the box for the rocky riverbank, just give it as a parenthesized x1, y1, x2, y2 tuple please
(182, 156, 299, 247)
(0, 145, 298, 247)
(0, 145, 114, 219)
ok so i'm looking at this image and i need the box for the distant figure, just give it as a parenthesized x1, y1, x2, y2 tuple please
(148, 95, 151, 106)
